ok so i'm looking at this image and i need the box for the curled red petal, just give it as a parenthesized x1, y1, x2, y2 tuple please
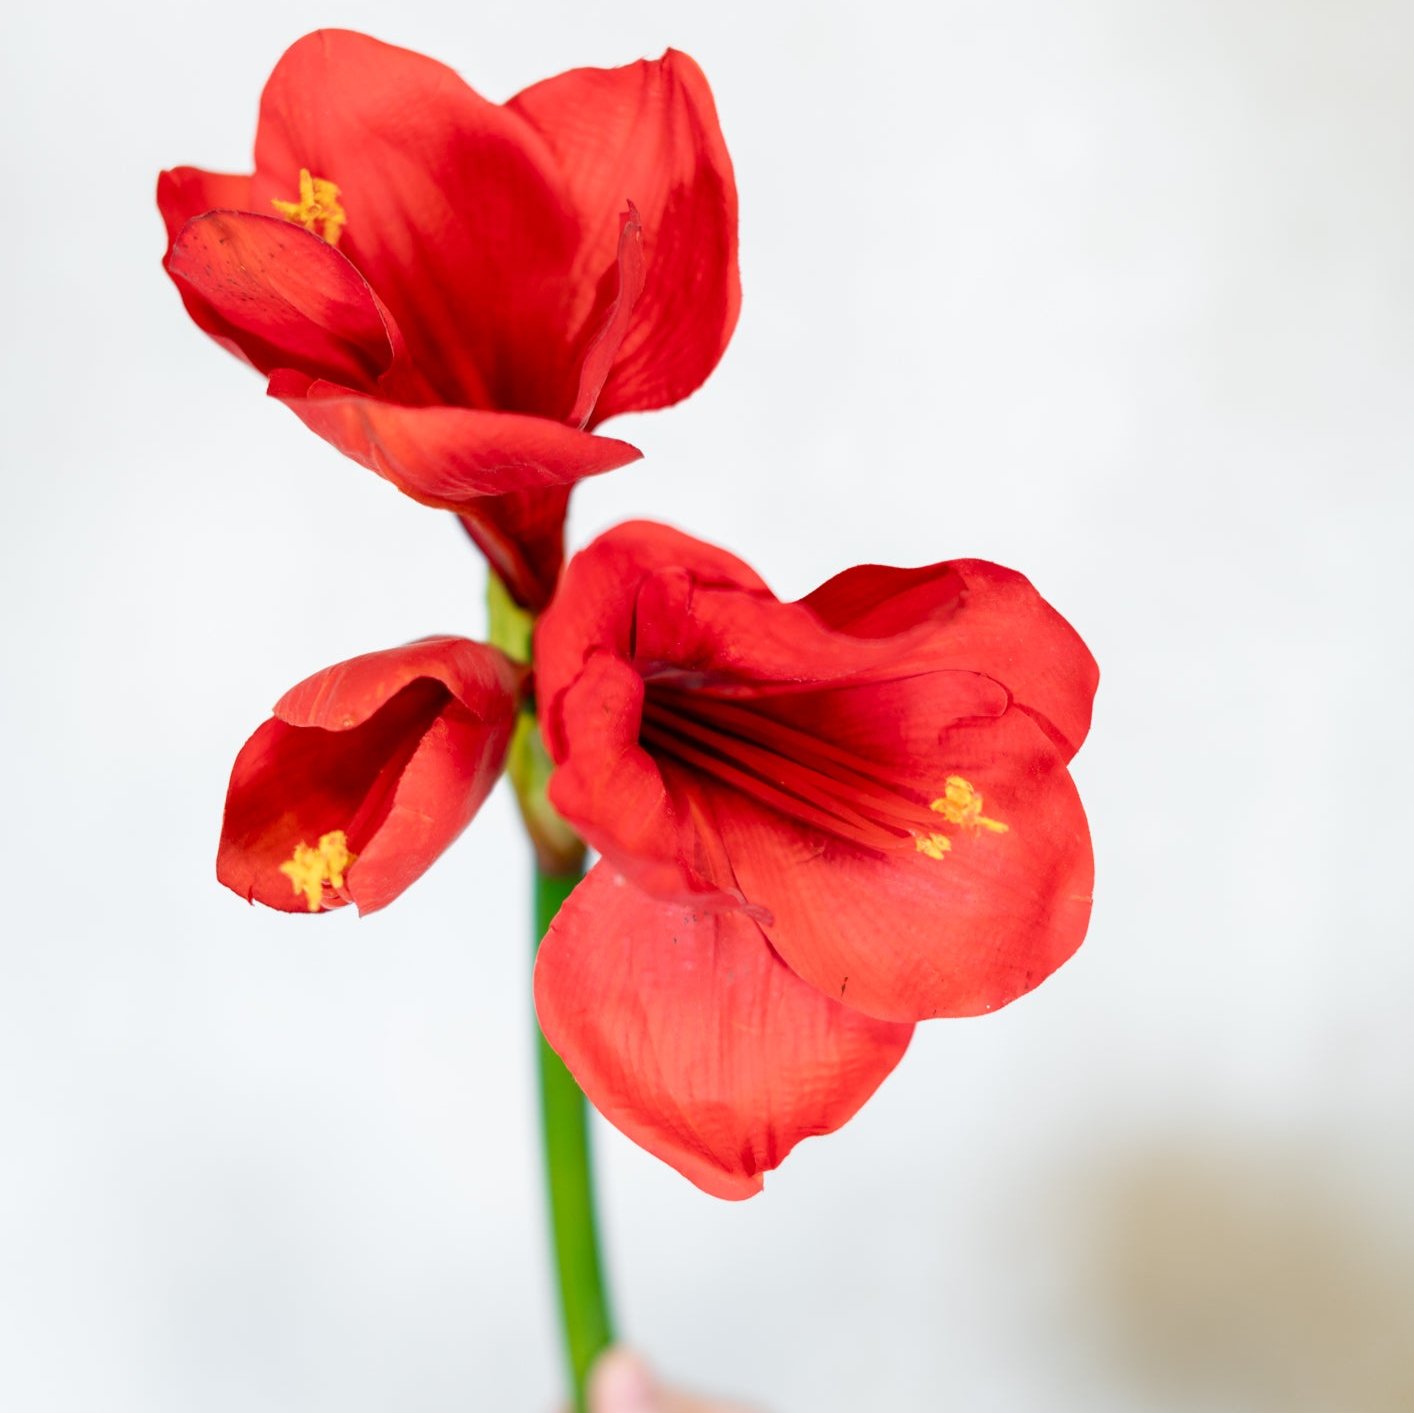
(273, 634, 525, 727)
(268, 373, 641, 504)
(218, 638, 522, 915)
(544, 654, 749, 911)
(167, 211, 403, 386)
(566, 205, 645, 429)
(535, 862, 913, 1199)
(268, 374, 640, 605)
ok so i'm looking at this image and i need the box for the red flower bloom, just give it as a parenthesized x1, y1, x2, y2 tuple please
(533, 523, 1097, 1197)
(219, 637, 523, 915)
(158, 29, 740, 608)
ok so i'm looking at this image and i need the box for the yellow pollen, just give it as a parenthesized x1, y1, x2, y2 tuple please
(271, 169, 347, 245)
(914, 833, 952, 861)
(930, 775, 1009, 833)
(279, 830, 355, 912)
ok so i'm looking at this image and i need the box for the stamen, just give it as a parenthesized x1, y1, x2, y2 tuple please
(279, 830, 355, 911)
(930, 776, 1009, 833)
(271, 169, 347, 246)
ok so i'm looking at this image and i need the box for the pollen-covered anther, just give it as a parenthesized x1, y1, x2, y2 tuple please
(930, 776, 1009, 833)
(914, 833, 952, 861)
(279, 830, 356, 912)
(271, 168, 347, 245)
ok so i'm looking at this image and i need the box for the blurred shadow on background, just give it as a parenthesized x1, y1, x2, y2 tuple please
(1067, 1135, 1414, 1411)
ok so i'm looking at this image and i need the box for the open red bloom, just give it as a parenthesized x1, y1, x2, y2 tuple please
(533, 523, 1097, 1197)
(219, 637, 523, 915)
(159, 29, 739, 608)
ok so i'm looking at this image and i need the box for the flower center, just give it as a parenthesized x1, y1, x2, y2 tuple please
(279, 830, 355, 911)
(271, 169, 347, 246)
(639, 687, 1006, 861)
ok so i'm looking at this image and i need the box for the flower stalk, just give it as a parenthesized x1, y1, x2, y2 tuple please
(492, 570, 611, 1408)
(536, 860, 615, 1413)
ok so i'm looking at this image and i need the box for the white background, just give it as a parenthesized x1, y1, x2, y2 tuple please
(4, 1, 1412, 1409)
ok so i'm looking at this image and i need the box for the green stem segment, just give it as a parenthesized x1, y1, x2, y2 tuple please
(536, 861, 614, 1413)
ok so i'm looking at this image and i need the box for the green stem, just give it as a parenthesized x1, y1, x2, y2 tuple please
(536, 860, 614, 1413)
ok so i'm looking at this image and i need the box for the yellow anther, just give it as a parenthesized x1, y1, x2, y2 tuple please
(271, 169, 347, 246)
(279, 830, 355, 912)
(915, 832, 953, 861)
(930, 775, 1009, 833)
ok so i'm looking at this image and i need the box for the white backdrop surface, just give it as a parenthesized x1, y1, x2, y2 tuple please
(3, 2, 1412, 1410)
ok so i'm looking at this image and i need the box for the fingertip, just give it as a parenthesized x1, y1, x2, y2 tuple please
(588, 1347, 660, 1412)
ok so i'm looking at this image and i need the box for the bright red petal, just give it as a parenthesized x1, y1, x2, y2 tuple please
(566, 205, 646, 429)
(544, 654, 750, 911)
(157, 166, 253, 245)
(274, 634, 524, 727)
(718, 708, 1094, 1022)
(267, 373, 640, 602)
(802, 560, 1099, 760)
(166, 211, 403, 386)
(509, 50, 740, 423)
(535, 862, 913, 1199)
(535, 519, 770, 702)
(218, 638, 521, 914)
(252, 29, 578, 413)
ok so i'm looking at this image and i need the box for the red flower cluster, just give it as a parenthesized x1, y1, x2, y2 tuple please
(166, 31, 1097, 1199)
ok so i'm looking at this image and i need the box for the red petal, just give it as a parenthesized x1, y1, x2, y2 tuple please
(252, 29, 579, 413)
(802, 560, 1099, 760)
(269, 371, 640, 502)
(218, 638, 521, 914)
(157, 166, 253, 246)
(274, 634, 524, 727)
(509, 50, 740, 423)
(566, 205, 646, 429)
(544, 654, 749, 911)
(535, 520, 770, 705)
(535, 862, 913, 1198)
(718, 708, 1094, 1022)
(166, 211, 403, 386)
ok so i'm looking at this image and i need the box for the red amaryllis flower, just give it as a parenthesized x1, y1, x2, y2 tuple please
(533, 523, 1096, 1197)
(219, 637, 523, 915)
(158, 29, 739, 608)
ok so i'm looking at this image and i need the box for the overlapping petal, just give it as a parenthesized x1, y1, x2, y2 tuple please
(218, 637, 523, 915)
(535, 862, 913, 1199)
(167, 211, 405, 387)
(509, 49, 740, 422)
(268, 374, 640, 606)
(803, 560, 1099, 759)
(250, 28, 578, 415)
